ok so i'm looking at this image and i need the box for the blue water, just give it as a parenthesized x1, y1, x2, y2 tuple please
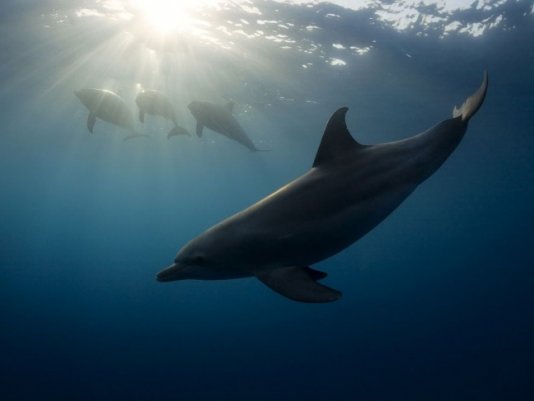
(1, 1, 533, 400)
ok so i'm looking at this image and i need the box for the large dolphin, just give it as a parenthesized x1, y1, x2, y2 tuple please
(188, 101, 265, 151)
(158, 73, 488, 303)
(135, 90, 191, 139)
(75, 88, 148, 140)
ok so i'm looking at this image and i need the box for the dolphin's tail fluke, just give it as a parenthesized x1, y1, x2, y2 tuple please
(167, 125, 191, 139)
(453, 71, 488, 122)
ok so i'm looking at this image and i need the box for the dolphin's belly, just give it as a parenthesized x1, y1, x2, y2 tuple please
(95, 98, 134, 129)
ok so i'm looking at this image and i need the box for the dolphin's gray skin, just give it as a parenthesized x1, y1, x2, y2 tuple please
(75, 88, 148, 141)
(158, 73, 488, 303)
(135, 90, 191, 139)
(188, 101, 263, 151)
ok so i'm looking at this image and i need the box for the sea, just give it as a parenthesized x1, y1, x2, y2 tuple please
(1, 1, 533, 400)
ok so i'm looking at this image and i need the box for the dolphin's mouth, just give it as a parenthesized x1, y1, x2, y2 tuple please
(156, 263, 182, 282)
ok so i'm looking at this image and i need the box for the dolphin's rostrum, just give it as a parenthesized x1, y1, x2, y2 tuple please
(158, 73, 488, 303)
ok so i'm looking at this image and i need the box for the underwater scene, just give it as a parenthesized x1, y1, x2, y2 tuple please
(1, 1, 533, 400)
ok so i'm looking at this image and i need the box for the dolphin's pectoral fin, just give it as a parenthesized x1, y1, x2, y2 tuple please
(87, 113, 97, 133)
(139, 110, 145, 123)
(313, 107, 366, 168)
(303, 266, 328, 281)
(196, 122, 204, 137)
(257, 266, 341, 303)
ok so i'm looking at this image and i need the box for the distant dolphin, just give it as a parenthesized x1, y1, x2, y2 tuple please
(135, 90, 191, 139)
(158, 73, 488, 303)
(188, 101, 266, 151)
(75, 88, 148, 141)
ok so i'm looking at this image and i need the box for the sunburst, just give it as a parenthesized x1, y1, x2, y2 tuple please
(130, 0, 211, 34)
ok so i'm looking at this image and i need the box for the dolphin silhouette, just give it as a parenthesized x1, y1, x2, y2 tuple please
(75, 88, 148, 141)
(188, 101, 265, 151)
(135, 90, 191, 139)
(158, 73, 488, 303)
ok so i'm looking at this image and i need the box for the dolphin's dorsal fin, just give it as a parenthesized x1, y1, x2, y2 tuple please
(256, 266, 341, 303)
(313, 107, 364, 168)
(225, 101, 235, 113)
(87, 113, 97, 133)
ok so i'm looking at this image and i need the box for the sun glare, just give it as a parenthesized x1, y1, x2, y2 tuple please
(130, 0, 207, 34)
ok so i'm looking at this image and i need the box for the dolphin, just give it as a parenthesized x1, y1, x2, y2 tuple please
(188, 101, 266, 151)
(135, 90, 191, 139)
(75, 88, 148, 141)
(158, 73, 488, 303)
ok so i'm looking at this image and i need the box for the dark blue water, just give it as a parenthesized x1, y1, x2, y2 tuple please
(1, 1, 533, 400)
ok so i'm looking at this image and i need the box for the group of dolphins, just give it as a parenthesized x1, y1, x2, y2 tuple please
(81, 73, 488, 303)
(75, 88, 264, 151)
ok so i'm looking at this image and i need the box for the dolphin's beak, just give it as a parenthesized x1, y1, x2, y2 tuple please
(156, 263, 183, 282)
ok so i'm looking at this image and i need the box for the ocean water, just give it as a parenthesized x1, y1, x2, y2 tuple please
(1, 1, 533, 400)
